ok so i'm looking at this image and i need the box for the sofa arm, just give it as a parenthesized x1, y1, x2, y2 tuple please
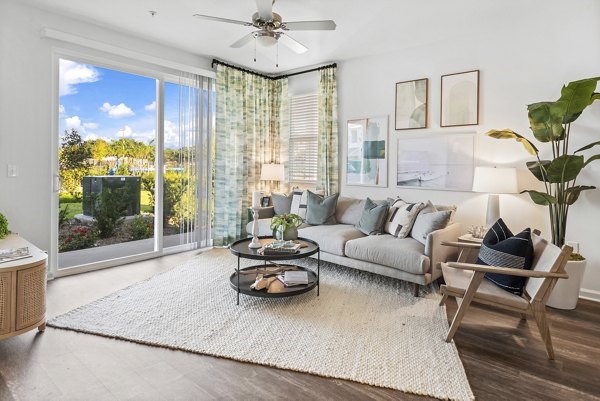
(425, 222, 462, 281)
(247, 206, 275, 222)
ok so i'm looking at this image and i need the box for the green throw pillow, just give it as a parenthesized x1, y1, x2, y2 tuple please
(355, 197, 389, 235)
(306, 191, 339, 225)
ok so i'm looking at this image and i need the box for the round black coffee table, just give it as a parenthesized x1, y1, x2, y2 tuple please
(229, 237, 320, 305)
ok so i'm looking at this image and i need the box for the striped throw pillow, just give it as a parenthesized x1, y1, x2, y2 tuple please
(477, 219, 534, 295)
(384, 200, 424, 238)
(289, 189, 325, 221)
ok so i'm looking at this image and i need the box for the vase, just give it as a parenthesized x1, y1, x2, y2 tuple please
(274, 225, 298, 241)
(546, 259, 587, 310)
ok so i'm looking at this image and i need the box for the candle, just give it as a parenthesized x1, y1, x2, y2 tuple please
(252, 191, 263, 208)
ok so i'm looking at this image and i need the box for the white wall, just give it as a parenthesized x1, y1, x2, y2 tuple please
(337, 2, 600, 299)
(0, 2, 212, 259)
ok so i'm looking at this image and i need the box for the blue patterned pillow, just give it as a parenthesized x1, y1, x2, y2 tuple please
(476, 219, 534, 295)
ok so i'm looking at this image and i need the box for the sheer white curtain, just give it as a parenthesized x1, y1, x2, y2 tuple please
(174, 73, 215, 248)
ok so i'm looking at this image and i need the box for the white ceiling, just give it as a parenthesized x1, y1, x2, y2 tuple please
(20, 0, 514, 73)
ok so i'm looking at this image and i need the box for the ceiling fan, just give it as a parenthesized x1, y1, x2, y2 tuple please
(193, 0, 336, 54)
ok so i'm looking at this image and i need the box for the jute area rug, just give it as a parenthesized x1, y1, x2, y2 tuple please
(49, 249, 473, 401)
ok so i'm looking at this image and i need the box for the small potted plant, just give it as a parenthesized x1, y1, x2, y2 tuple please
(0, 212, 8, 239)
(270, 213, 303, 241)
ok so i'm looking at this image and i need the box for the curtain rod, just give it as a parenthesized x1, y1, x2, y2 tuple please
(211, 59, 336, 80)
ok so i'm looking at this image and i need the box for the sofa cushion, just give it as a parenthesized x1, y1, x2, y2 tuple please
(290, 188, 325, 221)
(384, 200, 424, 238)
(306, 191, 339, 225)
(345, 235, 430, 275)
(335, 197, 365, 225)
(298, 224, 365, 256)
(355, 198, 389, 235)
(271, 192, 293, 215)
(411, 210, 452, 245)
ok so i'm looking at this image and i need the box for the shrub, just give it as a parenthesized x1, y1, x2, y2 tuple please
(129, 215, 153, 240)
(59, 226, 96, 252)
(58, 204, 70, 228)
(0, 212, 8, 239)
(91, 188, 129, 238)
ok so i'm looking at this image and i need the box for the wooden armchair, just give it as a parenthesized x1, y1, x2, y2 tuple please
(439, 230, 571, 359)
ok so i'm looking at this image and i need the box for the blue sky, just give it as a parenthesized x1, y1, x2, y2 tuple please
(59, 59, 181, 148)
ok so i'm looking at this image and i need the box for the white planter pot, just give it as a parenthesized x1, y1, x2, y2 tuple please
(546, 259, 587, 310)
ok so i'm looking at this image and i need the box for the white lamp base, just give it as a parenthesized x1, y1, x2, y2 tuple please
(486, 194, 500, 227)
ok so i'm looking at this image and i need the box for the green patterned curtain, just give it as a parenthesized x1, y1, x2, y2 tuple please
(213, 65, 288, 246)
(317, 67, 339, 195)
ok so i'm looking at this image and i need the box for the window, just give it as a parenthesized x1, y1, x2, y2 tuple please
(289, 94, 318, 182)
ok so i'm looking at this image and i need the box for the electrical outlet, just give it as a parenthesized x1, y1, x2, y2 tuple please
(7, 164, 17, 177)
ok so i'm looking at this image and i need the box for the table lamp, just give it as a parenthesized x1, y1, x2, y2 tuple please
(472, 166, 518, 226)
(260, 163, 284, 194)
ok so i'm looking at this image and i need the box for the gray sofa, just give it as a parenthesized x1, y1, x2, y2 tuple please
(246, 196, 461, 296)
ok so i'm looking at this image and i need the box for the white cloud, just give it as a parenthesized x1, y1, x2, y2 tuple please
(117, 125, 134, 137)
(164, 120, 179, 148)
(59, 104, 65, 115)
(84, 134, 111, 142)
(83, 122, 99, 129)
(115, 125, 155, 144)
(100, 102, 135, 118)
(144, 101, 156, 111)
(59, 60, 100, 96)
(64, 116, 84, 132)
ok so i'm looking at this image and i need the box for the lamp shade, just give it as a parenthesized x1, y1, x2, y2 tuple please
(260, 163, 285, 181)
(472, 167, 518, 194)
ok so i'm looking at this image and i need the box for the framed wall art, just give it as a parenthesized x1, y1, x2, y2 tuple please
(440, 70, 479, 127)
(396, 133, 475, 191)
(346, 116, 388, 187)
(395, 78, 428, 130)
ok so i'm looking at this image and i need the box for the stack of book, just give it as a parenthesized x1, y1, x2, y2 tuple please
(276, 270, 309, 287)
(0, 247, 31, 264)
(259, 240, 301, 255)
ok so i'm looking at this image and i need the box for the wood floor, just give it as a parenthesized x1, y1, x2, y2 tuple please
(1, 250, 599, 401)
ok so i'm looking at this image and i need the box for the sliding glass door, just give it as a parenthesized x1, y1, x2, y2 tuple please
(56, 58, 214, 272)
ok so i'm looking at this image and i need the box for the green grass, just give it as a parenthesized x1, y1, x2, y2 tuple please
(59, 189, 154, 220)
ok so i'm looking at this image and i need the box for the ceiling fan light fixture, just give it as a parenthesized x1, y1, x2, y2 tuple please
(255, 32, 278, 47)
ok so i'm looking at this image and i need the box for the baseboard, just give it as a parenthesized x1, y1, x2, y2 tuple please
(580, 288, 600, 303)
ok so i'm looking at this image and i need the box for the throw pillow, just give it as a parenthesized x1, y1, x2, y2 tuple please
(477, 218, 534, 295)
(384, 200, 424, 238)
(290, 188, 325, 221)
(306, 191, 339, 225)
(355, 198, 389, 235)
(271, 192, 293, 215)
(410, 210, 453, 245)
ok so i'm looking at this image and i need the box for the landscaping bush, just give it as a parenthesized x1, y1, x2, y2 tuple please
(59, 226, 96, 252)
(91, 188, 129, 238)
(129, 215, 153, 240)
(58, 204, 70, 228)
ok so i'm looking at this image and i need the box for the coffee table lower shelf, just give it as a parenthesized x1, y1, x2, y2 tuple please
(230, 264, 318, 301)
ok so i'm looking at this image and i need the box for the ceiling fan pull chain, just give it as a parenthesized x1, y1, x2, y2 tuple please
(276, 41, 279, 68)
(254, 36, 257, 62)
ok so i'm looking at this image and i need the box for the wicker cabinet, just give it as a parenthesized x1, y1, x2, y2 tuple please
(0, 235, 47, 340)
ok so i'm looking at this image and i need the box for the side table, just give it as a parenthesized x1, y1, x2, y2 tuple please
(0, 234, 47, 340)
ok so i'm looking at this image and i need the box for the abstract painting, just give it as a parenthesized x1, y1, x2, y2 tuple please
(397, 133, 475, 191)
(441, 70, 479, 127)
(395, 78, 428, 130)
(347, 116, 388, 187)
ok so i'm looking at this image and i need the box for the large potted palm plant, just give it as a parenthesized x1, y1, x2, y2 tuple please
(486, 77, 599, 309)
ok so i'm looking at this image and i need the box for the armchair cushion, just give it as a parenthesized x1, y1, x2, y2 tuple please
(477, 218, 534, 295)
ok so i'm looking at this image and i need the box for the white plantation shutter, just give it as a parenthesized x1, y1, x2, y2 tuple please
(289, 94, 318, 182)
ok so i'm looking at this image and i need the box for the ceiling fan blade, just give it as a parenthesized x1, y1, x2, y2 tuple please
(230, 33, 255, 48)
(282, 20, 336, 31)
(193, 14, 252, 26)
(278, 34, 308, 54)
(255, 0, 273, 21)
